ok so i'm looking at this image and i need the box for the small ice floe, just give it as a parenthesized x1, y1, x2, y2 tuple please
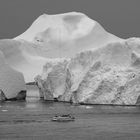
(79, 105, 93, 109)
(85, 106, 93, 109)
(1, 109, 8, 112)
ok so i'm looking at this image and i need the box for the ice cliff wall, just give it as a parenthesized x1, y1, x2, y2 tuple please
(35, 38, 140, 105)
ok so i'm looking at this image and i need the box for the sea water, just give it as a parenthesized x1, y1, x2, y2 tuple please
(0, 86, 140, 140)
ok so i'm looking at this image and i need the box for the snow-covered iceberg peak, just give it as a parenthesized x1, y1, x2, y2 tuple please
(15, 12, 122, 58)
(15, 12, 96, 42)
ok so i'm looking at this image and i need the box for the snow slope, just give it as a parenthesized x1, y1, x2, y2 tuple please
(0, 39, 47, 82)
(0, 50, 26, 99)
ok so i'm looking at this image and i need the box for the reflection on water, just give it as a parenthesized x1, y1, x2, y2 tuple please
(26, 85, 40, 97)
(1, 85, 140, 115)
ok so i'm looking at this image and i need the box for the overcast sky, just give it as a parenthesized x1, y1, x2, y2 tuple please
(0, 0, 140, 39)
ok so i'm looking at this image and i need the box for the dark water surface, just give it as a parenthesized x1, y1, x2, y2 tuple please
(0, 86, 140, 140)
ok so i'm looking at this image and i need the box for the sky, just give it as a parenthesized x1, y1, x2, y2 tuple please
(0, 0, 140, 39)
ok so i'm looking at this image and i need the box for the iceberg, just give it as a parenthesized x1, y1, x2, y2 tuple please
(1, 12, 139, 105)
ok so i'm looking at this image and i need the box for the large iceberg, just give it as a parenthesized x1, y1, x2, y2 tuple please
(1, 12, 140, 105)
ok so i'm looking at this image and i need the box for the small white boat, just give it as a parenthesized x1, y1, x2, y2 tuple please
(52, 114, 75, 122)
